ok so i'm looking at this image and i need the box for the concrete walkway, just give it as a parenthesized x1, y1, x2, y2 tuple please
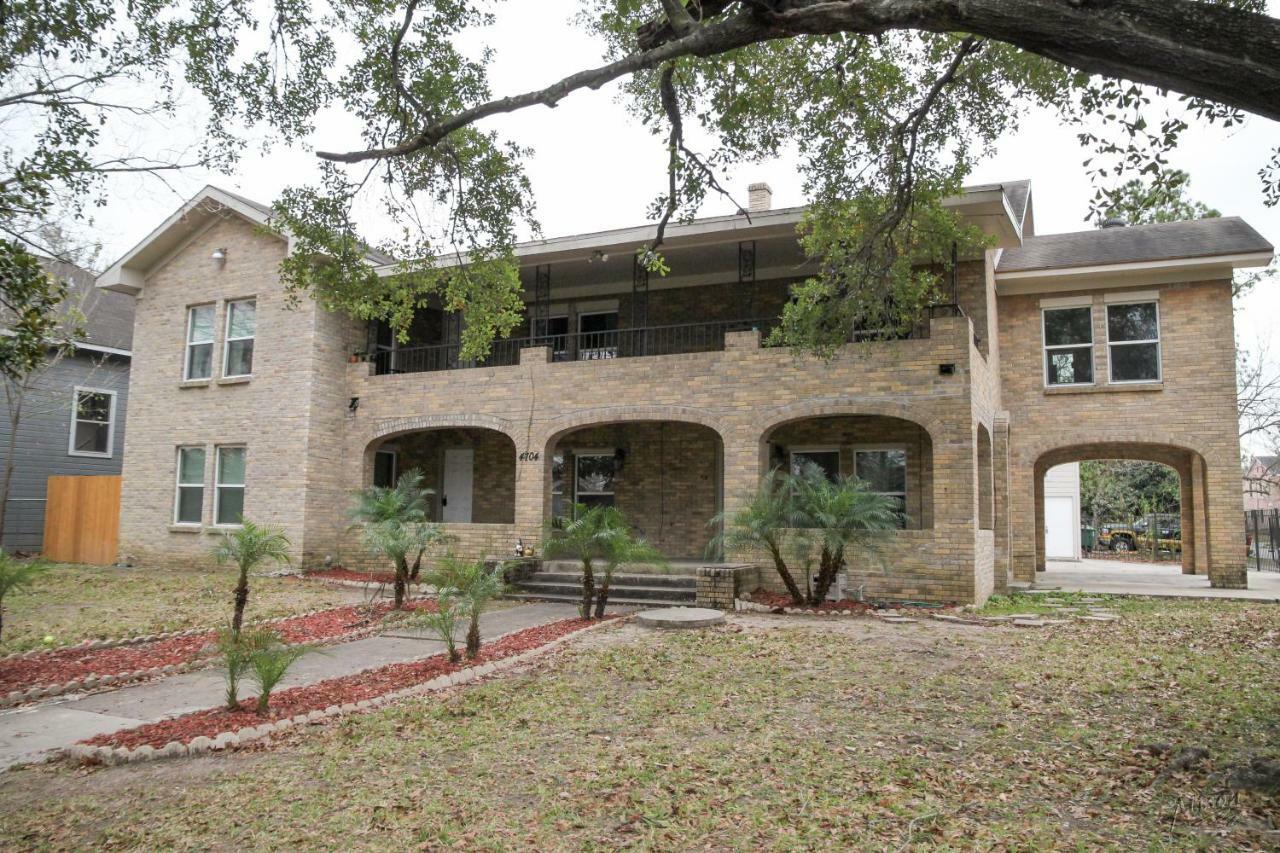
(1034, 559, 1280, 601)
(0, 602, 582, 770)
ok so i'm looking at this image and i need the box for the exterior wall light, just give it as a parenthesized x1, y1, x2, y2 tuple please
(211, 248, 227, 266)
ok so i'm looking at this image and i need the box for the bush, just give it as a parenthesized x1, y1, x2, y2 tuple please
(248, 641, 316, 713)
(409, 593, 463, 663)
(217, 627, 276, 710)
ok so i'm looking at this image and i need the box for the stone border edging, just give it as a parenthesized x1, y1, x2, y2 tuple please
(733, 598, 1119, 628)
(0, 607, 394, 709)
(62, 615, 631, 767)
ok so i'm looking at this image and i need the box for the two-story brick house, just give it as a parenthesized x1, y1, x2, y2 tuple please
(96, 182, 1272, 603)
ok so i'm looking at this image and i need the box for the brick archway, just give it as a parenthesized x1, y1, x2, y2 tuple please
(755, 397, 946, 445)
(1031, 441, 1207, 578)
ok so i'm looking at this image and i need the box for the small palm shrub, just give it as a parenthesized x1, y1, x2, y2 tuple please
(424, 557, 507, 657)
(351, 469, 448, 607)
(0, 554, 49, 641)
(210, 519, 292, 635)
(248, 641, 316, 713)
(409, 592, 462, 663)
(541, 505, 660, 619)
(216, 627, 276, 710)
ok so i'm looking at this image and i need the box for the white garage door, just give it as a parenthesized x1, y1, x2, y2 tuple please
(1045, 496, 1076, 560)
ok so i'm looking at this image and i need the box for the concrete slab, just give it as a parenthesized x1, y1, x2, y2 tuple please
(1038, 560, 1280, 601)
(0, 706, 145, 769)
(636, 607, 726, 629)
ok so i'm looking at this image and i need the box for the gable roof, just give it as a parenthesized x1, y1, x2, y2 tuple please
(43, 257, 135, 352)
(997, 217, 1273, 273)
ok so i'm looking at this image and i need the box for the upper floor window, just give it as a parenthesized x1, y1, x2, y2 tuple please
(185, 304, 215, 380)
(223, 299, 256, 377)
(68, 388, 115, 457)
(1107, 301, 1161, 383)
(1043, 306, 1094, 386)
(214, 446, 247, 525)
(174, 446, 205, 525)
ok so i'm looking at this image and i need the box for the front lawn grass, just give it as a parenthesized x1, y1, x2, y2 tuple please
(0, 563, 361, 653)
(0, 599, 1276, 848)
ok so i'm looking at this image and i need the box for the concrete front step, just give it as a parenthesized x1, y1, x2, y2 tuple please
(514, 581, 695, 603)
(538, 559, 702, 577)
(507, 591, 695, 607)
(527, 571, 696, 589)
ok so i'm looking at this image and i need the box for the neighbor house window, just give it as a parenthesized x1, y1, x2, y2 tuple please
(790, 448, 841, 482)
(1107, 301, 1161, 383)
(214, 446, 246, 525)
(854, 448, 908, 527)
(185, 304, 215, 380)
(174, 446, 205, 525)
(575, 452, 616, 509)
(373, 450, 397, 488)
(68, 388, 115, 457)
(223, 298, 256, 377)
(1042, 305, 1094, 386)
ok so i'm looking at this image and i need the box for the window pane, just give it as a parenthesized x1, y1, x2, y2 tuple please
(187, 342, 212, 379)
(579, 312, 618, 333)
(856, 450, 907, 494)
(189, 305, 214, 343)
(218, 447, 246, 485)
(225, 339, 254, 376)
(176, 486, 203, 524)
(216, 487, 244, 525)
(373, 452, 395, 488)
(1107, 302, 1158, 342)
(178, 447, 205, 484)
(74, 422, 109, 453)
(77, 392, 110, 422)
(576, 455, 615, 494)
(792, 451, 840, 483)
(578, 494, 615, 510)
(228, 300, 256, 338)
(1046, 346, 1093, 385)
(1110, 342, 1160, 382)
(1043, 307, 1092, 346)
(551, 453, 564, 494)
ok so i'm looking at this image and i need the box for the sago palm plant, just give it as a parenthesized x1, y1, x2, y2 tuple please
(210, 519, 292, 635)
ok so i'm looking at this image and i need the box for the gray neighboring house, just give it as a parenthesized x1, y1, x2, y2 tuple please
(1, 258, 134, 553)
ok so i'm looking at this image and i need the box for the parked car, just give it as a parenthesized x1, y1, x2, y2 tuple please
(1099, 515, 1181, 553)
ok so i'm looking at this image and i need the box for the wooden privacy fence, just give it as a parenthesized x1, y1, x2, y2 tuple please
(42, 475, 121, 565)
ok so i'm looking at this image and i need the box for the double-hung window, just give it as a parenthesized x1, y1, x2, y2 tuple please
(174, 446, 205, 525)
(1042, 306, 1094, 386)
(214, 446, 247, 525)
(574, 452, 616, 510)
(551, 453, 567, 520)
(68, 388, 115, 457)
(854, 448, 908, 528)
(185, 304, 215, 380)
(1107, 300, 1161, 383)
(223, 299, 256, 377)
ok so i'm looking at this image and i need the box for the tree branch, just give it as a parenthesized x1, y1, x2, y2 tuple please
(317, 0, 1280, 165)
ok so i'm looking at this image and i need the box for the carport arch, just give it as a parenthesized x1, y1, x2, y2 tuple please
(1032, 441, 1207, 576)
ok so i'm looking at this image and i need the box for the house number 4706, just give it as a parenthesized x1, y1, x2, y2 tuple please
(519, 451, 541, 462)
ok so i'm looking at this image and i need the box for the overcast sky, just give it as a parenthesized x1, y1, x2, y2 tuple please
(95, 3, 1279, 386)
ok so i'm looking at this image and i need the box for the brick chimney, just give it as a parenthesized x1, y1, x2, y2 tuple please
(747, 182, 773, 212)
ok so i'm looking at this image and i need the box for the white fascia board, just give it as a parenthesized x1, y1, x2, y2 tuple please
(72, 341, 132, 357)
(996, 251, 1273, 295)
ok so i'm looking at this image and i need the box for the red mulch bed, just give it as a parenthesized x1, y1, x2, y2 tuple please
(748, 589, 876, 614)
(303, 567, 398, 584)
(0, 600, 437, 695)
(84, 616, 609, 750)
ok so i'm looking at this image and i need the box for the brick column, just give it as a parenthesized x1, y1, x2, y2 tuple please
(1205, 457, 1247, 588)
(991, 413, 1012, 593)
(1189, 455, 1211, 575)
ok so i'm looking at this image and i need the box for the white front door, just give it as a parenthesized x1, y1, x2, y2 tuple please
(442, 449, 474, 523)
(1044, 496, 1076, 560)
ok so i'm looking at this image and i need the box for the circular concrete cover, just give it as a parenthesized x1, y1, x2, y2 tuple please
(636, 607, 726, 629)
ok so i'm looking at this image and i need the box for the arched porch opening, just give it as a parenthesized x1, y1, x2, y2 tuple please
(1033, 442, 1205, 576)
(367, 426, 517, 524)
(544, 420, 725, 559)
(759, 414, 935, 530)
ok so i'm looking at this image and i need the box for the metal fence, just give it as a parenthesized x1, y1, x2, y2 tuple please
(1245, 508, 1280, 572)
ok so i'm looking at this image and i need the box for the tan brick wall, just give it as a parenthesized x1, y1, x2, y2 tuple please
(380, 427, 517, 524)
(998, 279, 1246, 587)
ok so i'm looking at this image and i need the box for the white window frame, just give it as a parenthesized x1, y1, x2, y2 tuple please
(853, 444, 909, 527)
(184, 303, 215, 381)
(788, 446, 842, 480)
(222, 298, 257, 378)
(67, 386, 116, 458)
(1105, 299, 1162, 384)
(173, 445, 206, 526)
(213, 445, 247, 527)
(1041, 304, 1095, 388)
(373, 449, 398, 487)
(573, 449, 617, 504)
